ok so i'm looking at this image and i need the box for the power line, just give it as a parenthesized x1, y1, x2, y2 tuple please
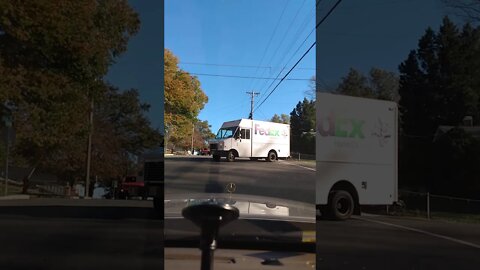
(257, 1, 317, 103)
(254, 42, 316, 112)
(266, 0, 309, 71)
(315, 0, 344, 30)
(257, 0, 342, 109)
(246, 0, 290, 94)
(179, 61, 315, 70)
(280, 0, 341, 68)
(256, 4, 320, 104)
(254, 0, 343, 112)
(181, 62, 272, 69)
(256, 107, 269, 121)
(182, 72, 313, 81)
(252, 0, 307, 94)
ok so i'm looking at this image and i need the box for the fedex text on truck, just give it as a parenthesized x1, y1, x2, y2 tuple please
(255, 124, 288, 137)
(318, 113, 365, 139)
(316, 93, 398, 220)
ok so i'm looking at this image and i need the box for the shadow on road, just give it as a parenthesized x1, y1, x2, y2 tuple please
(204, 160, 225, 193)
(166, 156, 269, 163)
(0, 205, 162, 220)
(166, 156, 213, 162)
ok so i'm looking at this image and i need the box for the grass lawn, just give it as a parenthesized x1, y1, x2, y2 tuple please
(402, 209, 480, 224)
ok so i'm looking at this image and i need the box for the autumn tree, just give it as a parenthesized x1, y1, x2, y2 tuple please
(91, 86, 163, 180)
(0, 0, 140, 182)
(194, 120, 215, 148)
(164, 49, 208, 150)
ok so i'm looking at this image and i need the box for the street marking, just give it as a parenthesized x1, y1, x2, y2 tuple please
(356, 216, 480, 249)
(280, 160, 316, 171)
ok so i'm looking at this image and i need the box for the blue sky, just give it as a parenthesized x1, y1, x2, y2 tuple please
(165, 0, 316, 133)
(105, 0, 458, 135)
(105, 0, 164, 133)
(164, 0, 462, 134)
(316, 0, 453, 90)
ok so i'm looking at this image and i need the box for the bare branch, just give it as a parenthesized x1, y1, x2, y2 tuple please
(443, 0, 480, 22)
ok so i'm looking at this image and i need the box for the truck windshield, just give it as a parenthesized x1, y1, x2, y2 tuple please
(215, 126, 237, 139)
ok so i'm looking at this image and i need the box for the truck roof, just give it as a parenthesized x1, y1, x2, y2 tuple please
(221, 119, 290, 128)
(317, 92, 397, 107)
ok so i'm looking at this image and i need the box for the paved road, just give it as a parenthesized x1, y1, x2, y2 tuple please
(165, 156, 315, 204)
(0, 199, 163, 270)
(317, 214, 480, 270)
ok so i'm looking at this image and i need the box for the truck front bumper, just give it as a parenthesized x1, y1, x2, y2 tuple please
(211, 150, 228, 157)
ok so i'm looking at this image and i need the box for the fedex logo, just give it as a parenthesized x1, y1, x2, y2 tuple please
(255, 124, 288, 136)
(318, 112, 365, 139)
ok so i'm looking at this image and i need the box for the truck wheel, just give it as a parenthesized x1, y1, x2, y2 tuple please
(226, 150, 235, 162)
(267, 151, 277, 162)
(213, 155, 221, 162)
(328, 190, 354, 220)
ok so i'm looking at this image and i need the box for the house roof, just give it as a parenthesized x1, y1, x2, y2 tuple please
(434, 126, 480, 141)
(2, 166, 58, 183)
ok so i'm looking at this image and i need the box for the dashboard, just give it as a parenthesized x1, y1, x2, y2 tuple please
(165, 247, 315, 270)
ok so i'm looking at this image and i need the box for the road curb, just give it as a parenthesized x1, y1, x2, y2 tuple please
(0, 195, 31, 200)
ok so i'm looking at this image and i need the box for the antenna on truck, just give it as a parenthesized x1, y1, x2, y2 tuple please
(246, 91, 259, 120)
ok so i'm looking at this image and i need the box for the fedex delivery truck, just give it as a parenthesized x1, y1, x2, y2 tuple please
(316, 93, 398, 220)
(209, 119, 290, 162)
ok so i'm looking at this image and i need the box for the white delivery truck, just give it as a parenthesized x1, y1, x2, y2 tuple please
(316, 93, 398, 220)
(209, 119, 290, 162)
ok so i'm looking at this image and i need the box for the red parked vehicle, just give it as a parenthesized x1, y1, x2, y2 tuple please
(117, 176, 147, 200)
(200, 148, 210, 156)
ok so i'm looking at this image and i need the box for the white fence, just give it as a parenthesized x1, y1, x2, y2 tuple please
(289, 152, 315, 161)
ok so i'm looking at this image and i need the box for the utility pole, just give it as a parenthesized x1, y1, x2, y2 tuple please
(4, 126, 9, 196)
(164, 125, 168, 154)
(85, 96, 94, 198)
(191, 122, 194, 155)
(2, 102, 13, 196)
(246, 91, 259, 120)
